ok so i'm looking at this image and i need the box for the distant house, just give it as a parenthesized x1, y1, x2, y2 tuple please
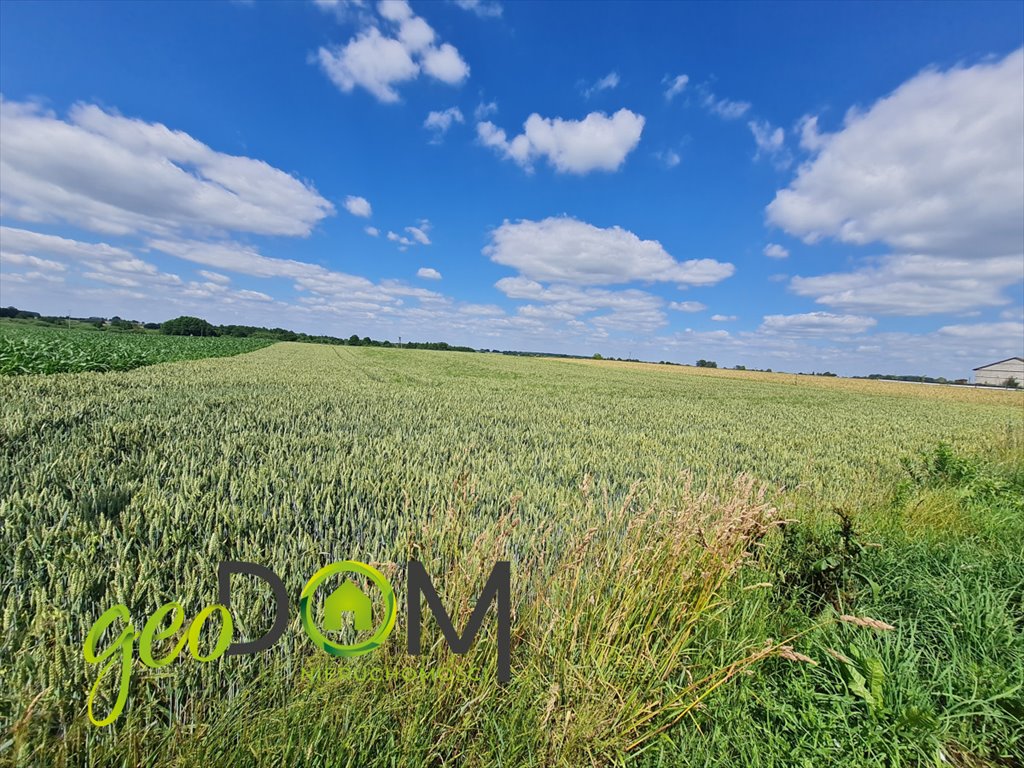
(323, 579, 373, 632)
(973, 357, 1024, 386)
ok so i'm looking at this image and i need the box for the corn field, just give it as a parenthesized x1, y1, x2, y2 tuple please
(1, 343, 1021, 766)
(0, 322, 272, 375)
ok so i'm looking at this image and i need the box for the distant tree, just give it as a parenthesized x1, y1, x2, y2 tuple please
(143, 323, 161, 330)
(734, 365, 746, 371)
(348, 334, 361, 346)
(161, 316, 219, 336)
(592, 353, 603, 360)
(696, 359, 717, 368)
(1003, 377, 1020, 389)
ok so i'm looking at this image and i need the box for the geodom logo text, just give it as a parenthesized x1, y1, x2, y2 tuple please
(83, 560, 511, 726)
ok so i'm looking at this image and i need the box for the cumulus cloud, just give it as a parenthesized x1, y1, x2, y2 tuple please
(474, 101, 498, 121)
(405, 224, 431, 245)
(0, 100, 333, 238)
(663, 74, 689, 101)
(763, 243, 789, 259)
(387, 231, 414, 248)
(795, 114, 827, 152)
(767, 49, 1024, 317)
(424, 106, 465, 142)
(582, 71, 620, 98)
(452, 0, 502, 18)
(365, 225, 380, 237)
(344, 195, 373, 217)
(317, 28, 418, 103)
(316, 1, 469, 102)
(768, 49, 1023, 258)
(670, 300, 706, 312)
(495, 277, 668, 333)
(476, 109, 645, 174)
(790, 254, 1023, 315)
(698, 86, 750, 120)
(421, 43, 470, 84)
(748, 119, 790, 167)
(658, 149, 681, 168)
(417, 267, 442, 279)
(711, 314, 737, 322)
(760, 311, 876, 336)
(485, 216, 735, 287)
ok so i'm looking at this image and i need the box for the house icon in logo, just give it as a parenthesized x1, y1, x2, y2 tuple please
(322, 579, 373, 632)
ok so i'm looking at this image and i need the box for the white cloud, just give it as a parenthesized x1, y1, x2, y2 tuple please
(344, 195, 373, 217)
(0, 100, 333, 238)
(421, 43, 470, 84)
(235, 289, 274, 302)
(474, 101, 498, 121)
(0, 226, 183, 296)
(365, 225, 380, 237)
(453, 0, 502, 18)
(378, 0, 412, 21)
(312, 0, 369, 21)
(317, 3, 469, 102)
(150, 238, 325, 279)
(485, 216, 734, 286)
(317, 28, 419, 103)
(198, 270, 231, 284)
(748, 120, 790, 167)
(670, 300, 706, 312)
(763, 243, 789, 259)
(495, 277, 668, 333)
(711, 314, 737, 322)
(417, 267, 442, 279)
(459, 303, 504, 316)
(477, 109, 645, 174)
(658, 149, 681, 168)
(768, 49, 1023, 259)
(1, 225, 134, 262)
(699, 87, 751, 120)
(795, 114, 827, 152)
(759, 311, 877, 336)
(424, 106, 465, 141)
(664, 74, 689, 101)
(767, 49, 1024, 319)
(405, 225, 431, 245)
(583, 72, 620, 98)
(387, 231, 413, 248)
(0, 250, 66, 273)
(790, 254, 1023, 315)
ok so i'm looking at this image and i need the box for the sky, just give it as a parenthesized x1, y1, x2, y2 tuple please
(0, 0, 1022, 378)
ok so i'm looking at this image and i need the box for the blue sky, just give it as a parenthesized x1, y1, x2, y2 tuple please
(1, 0, 1021, 377)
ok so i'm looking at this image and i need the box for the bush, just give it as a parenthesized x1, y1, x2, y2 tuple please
(161, 316, 219, 337)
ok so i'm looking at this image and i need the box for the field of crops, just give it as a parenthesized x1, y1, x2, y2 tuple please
(0, 321, 273, 375)
(2, 343, 1022, 767)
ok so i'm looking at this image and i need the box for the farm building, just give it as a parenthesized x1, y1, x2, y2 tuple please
(973, 357, 1024, 386)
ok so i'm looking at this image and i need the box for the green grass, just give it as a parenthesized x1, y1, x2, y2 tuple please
(1, 344, 1021, 766)
(0, 319, 273, 375)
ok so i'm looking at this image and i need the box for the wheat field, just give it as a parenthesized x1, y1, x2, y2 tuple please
(2, 343, 1022, 766)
